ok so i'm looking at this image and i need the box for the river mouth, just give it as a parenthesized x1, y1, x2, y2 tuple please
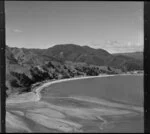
(6, 74, 144, 133)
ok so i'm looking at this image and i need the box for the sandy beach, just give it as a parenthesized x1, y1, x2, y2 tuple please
(6, 73, 142, 104)
(6, 73, 144, 133)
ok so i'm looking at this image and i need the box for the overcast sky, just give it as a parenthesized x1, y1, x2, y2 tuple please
(5, 1, 143, 53)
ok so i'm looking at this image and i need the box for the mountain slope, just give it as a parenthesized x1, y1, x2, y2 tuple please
(38, 44, 143, 70)
(113, 52, 143, 61)
(40, 44, 111, 65)
(6, 44, 143, 96)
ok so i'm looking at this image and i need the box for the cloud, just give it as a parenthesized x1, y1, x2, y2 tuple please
(91, 40, 143, 53)
(127, 42, 132, 47)
(12, 29, 23, 33)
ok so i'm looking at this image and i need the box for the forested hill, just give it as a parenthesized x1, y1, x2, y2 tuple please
(6, 44, 143, 96)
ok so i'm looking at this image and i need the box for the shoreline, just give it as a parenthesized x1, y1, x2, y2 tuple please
(6, 73, 144, 133)
(6, 73, 143, 104)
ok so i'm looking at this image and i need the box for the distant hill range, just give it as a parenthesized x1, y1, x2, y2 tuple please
(6, 44, 143, 96)
(113, 52, 143, 61)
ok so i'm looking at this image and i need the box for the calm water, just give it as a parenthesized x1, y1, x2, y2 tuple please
(42, 75, 143, 106)
(41, 74, 144, 132)
(6, 74, 144, 133)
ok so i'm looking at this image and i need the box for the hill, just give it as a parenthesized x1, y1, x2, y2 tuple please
(113, 52, 143, 61)
(6, 44, 143, 96)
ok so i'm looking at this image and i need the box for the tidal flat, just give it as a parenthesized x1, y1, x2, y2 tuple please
(6, 74, 144, 133)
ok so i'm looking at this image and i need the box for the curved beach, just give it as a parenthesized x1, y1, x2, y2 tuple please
(7, 74, 118, 103)
(7, 73, 142, 104)
(6, 74, 144, 133)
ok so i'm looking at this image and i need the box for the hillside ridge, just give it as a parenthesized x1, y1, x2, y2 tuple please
(6, 44, 143, 96)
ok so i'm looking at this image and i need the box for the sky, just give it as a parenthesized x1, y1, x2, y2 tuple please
(5, 1, 143, 53)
